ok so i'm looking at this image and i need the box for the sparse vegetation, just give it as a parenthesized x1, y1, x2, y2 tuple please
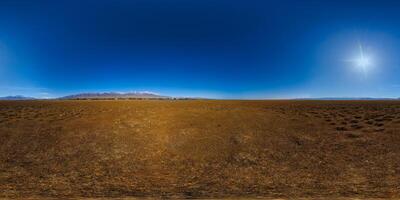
(0, 100, 399, 198)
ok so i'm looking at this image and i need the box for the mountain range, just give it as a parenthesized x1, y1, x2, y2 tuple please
(1, 93, 400, 100)
(59, 92, 170, 100)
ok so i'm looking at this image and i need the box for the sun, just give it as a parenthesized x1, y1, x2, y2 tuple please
(347, 42, 373, 77)
(356, 57, 370, 67)
(355, 54, 370, 68)
(356, 43, 370, 67)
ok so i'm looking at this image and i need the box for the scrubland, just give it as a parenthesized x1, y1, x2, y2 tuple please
(0, 100, 399, 199)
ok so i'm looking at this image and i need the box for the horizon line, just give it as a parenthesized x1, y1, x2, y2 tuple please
(1, 93, 400, 101)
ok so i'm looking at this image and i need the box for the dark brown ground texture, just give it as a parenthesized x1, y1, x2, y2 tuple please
(0, 100, 399, 199)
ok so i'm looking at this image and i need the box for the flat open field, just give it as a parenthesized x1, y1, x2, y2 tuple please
(0, 100, 399, 199)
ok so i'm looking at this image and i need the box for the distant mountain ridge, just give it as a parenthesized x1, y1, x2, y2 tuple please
(60, 92, 170, 100)
(0, 95, 36, 100)
(1, 94, 400, 100)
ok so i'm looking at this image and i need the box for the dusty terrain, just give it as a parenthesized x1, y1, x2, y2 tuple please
(0, 100, 399, 199)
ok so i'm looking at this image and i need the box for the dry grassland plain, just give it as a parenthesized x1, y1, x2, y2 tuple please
(0, 100, 399, 199)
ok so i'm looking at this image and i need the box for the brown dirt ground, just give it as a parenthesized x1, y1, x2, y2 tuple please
(0, 100, 399, 199)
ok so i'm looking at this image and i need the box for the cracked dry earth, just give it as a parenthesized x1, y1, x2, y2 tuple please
(0, 100, 399, 199)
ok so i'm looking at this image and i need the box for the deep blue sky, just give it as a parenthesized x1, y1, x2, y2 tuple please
(1, 0, 400, 98)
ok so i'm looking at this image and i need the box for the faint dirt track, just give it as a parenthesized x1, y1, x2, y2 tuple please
(0, 100, 399, 199)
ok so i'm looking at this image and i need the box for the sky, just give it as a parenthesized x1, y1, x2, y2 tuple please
(1, 0, 400, 99)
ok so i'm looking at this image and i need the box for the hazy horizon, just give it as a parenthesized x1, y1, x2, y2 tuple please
(2, 91, 400, 100)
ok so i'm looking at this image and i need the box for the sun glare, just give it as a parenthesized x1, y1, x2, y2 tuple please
(347, 42, 373, 76)
(356, 56, 370, 68)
